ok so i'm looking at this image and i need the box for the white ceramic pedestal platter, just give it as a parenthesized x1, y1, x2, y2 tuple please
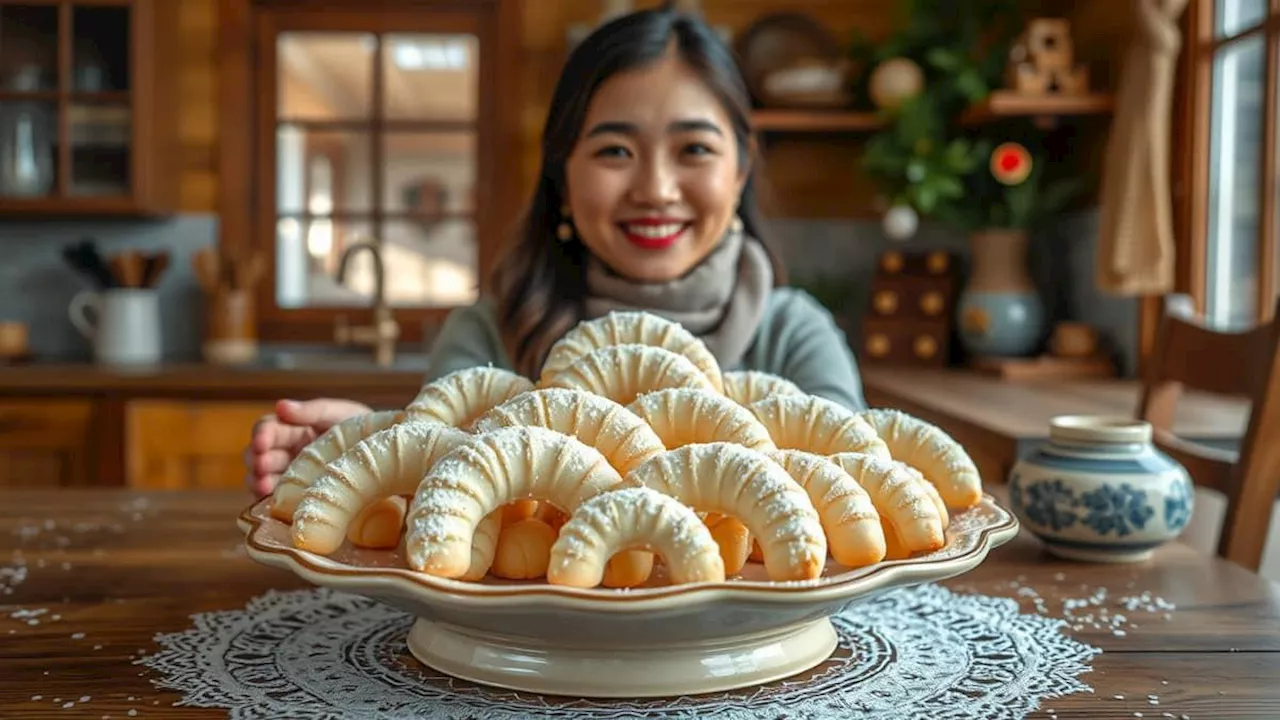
(239, 495, 1018, 698)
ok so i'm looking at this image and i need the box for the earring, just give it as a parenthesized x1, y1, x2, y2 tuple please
(557, 205, 575, 243)
(730, 215, 744, 236)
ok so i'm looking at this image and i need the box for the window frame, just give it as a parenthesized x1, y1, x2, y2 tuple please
(218, 0, 523, 345)
(1158, 0, 1280, 357)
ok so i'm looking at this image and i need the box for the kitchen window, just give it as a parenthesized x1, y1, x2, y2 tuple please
(219, 1, 521, 344)
(1176, 0, 1280, 328)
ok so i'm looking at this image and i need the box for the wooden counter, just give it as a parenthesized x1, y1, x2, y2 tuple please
(0, 362, 428, 491)
(862, 367, 1252, 485)
(0, 362, 426, 400)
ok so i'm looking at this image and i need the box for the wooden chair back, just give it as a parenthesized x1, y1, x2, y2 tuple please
(1137, 294, 1280, 571)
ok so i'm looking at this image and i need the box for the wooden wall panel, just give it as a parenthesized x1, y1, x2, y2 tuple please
(177, 0, 219, 213)
(192, 1, 1123, 220)
(515, 1, 909, 219)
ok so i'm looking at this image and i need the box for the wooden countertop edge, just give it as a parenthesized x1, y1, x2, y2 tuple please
(862, 366, 1250, 440)
(0, 363, 428, 395)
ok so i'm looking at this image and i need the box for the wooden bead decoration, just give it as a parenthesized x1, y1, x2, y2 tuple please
(874, 290, 899, 315)
(919, 291, 944, 316)
(914, 335, 938, 360)
(867, 334, 891, 358)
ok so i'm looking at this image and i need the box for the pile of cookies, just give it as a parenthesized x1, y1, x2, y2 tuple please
(268, 311, 983, 589)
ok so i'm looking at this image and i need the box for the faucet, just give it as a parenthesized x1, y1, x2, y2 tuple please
(334, 240, 401, 367)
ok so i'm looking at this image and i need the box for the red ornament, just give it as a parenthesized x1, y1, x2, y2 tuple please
(990, 142, 1032, 185)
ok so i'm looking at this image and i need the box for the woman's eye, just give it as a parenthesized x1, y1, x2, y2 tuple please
(594, 145, 631, 159)
(683, 143, 715, 157)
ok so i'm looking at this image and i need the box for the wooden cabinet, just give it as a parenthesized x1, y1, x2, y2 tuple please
(0, 0, 179, 215)
(125, 400, 274, 489)
(0, 399, 97, 487)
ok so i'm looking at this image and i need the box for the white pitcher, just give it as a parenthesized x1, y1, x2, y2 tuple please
(69, 288, 162, 366)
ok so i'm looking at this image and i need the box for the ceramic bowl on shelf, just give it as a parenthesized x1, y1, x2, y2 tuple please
(238, 494, 1018, 699)
(1008, 414, 1194, 564)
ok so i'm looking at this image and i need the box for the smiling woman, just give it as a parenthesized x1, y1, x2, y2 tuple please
(243, 4, 871, 500)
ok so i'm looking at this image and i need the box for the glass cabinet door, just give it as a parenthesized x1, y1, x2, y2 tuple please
(0, 4, 59, 198)
(0, 1, 135, 201)
(68, 3, 131, 197)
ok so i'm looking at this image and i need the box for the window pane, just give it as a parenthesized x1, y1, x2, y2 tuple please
(278, 32, 374, 120)
(72, 5, 130, 92)
(382, 34, 478, 121)
(275, 126, 372, 213)
(69, 102, 130, 196)
(0, 101, 57, 197)
(1216, 0, 1268, 38)
(0, 5, 59, 91)
(1206, 34, 1264, 328)
(276, 218, 376, 308)
(381, 219, 479, 307)
(382, 132, 475, 214)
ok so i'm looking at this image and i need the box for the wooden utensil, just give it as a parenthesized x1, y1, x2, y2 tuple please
(109, 250, 145, 288)
(142, 251, 171, 288)
(192, 248, 221, 293)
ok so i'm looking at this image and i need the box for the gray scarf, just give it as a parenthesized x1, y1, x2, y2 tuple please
(582, 230, 774, 368)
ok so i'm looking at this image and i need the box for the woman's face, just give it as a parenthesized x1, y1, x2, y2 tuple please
(564, 50, 749, 283)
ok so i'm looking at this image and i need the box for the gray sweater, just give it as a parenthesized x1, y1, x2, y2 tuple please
(425, 287, 868, 411)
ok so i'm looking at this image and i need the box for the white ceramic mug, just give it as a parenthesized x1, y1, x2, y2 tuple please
(68, 289, 162, 365)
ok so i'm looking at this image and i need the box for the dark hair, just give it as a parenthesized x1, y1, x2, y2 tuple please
(486, 4, 787, 378)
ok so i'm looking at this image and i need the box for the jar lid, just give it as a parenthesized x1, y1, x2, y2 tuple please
(1049, 415, 1152, 445)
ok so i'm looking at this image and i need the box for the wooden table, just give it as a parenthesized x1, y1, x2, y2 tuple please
(862, 367, 1252, 484)
(2, 489, 1279, 718)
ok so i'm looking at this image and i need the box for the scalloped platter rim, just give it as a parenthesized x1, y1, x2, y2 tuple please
(238, 493, 1019, 611)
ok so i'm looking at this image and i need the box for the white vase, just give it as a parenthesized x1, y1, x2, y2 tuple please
(1008, 415, 1194, 563)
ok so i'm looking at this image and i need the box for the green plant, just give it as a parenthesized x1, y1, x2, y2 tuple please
(932, 147, 1086, 232)
(854, 0, 1081, 232)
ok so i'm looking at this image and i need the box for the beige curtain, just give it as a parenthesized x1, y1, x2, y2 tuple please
(1095, 0, 1190, 295)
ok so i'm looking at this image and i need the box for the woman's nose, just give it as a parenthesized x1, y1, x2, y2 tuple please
(628, 157, 680, 207)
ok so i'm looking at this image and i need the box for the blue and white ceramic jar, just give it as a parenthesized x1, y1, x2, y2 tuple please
(1008, 415, 1194, 563)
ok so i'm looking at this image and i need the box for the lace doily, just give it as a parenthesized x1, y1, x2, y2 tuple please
(140, 584, 1100, 720)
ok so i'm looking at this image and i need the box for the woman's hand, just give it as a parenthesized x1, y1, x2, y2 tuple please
(243, 398, 373, 499)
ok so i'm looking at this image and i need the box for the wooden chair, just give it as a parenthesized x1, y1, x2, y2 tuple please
(1137, 293, 1280, 572)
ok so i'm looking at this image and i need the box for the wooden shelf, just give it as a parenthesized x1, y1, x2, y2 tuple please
(752, 93, 1112, 134)
(959, 91, 1115, 125)
(752, 109, 885, 133)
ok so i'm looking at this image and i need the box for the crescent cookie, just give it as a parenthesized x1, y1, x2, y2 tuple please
(270, 410, 405, 522)
(541, 344, 717, 407)
(859, 408, 983, 509)
(405, 366, 534, 429)
(549, 487, 725, 588)
(540, 311, 723, 391)
(405, 426, 630, 578)
(464, 510, 504, 581)
(345, 496, 409, 549)
(289, 422, 470, 555)
(627, 388, 776, 453)
(769, 449, 885, 568)
(626, 443, 827, 581)
(490, 518, 557, 580)
(749, 395, 891, 459)
(903, 463, 950, 529)
(701, 511, 752, 576)
(829, 452, 945, 555)
(722, 370, 804, 407)
(473, 387, 666, 476)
